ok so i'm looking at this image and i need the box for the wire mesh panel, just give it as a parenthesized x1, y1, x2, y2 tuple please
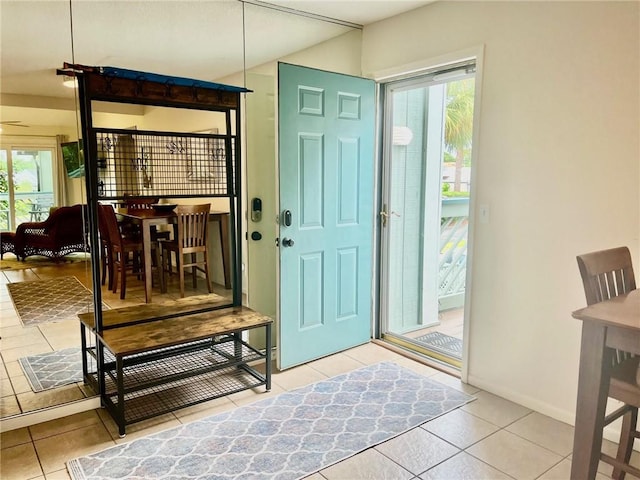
(94, 128, 235, 199)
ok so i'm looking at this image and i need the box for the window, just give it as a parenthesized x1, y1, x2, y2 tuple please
(0, 137, 57, 231)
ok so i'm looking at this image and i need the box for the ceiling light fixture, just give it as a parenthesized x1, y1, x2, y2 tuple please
(62, 75, 78, 88)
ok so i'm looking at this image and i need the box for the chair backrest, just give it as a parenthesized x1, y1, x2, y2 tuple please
(97, 203, 124, 248)
(576, 246, 636, 306)
(123, 196, 159, 211)
(175, 204, 210, 250)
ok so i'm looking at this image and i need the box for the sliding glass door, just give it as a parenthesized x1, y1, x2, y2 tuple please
(0, 138, 57, 231)
(379, 64, 476, 368)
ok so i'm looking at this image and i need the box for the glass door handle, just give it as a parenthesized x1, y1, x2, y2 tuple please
(379, 207, 401, 227)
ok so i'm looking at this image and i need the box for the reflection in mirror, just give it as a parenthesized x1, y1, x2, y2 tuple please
(0, 1, 93, 423)
(242, 2, 355, 349)
(0, 0, 356, 427)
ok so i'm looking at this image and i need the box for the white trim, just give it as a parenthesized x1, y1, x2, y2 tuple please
(468, 374, 575, 425)
(467, 373, 640, 452)
(375, 45, 485, 382)
(0, 135, 61, 228)
(0, 397, 101, 433)
(460, 44, 485, 383)
(0, 135, 58, 148)
(239, 0, 363, 30)
(366, 45, 483, 83)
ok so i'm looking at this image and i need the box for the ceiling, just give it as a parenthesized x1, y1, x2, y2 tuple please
(0, 0, 432, 130)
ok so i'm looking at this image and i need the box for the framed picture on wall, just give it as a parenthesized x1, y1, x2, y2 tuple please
(186, 128, 226, 183)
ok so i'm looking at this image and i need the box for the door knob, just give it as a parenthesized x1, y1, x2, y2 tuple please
(282, 238, 295, 247)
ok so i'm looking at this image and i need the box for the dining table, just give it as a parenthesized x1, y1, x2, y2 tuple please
(116, 208, 231, 303)
(570, 288, 640, 479)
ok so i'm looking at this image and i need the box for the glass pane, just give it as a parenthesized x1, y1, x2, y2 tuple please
(12, 149, 54, 224)
(387, 86, 429, 333)
(382, 73, 475, 367)
(0, 150, 9, 231)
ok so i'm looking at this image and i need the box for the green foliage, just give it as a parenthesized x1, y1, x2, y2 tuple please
(444, 77, 475, 192)
(444, 78, 475, 157)
(0, 172, 8, 230)
(442, 190, 469, 198)
(442, 182, 468, 197)
(443, 151, 455, 163)
(0, 171, 8, 193)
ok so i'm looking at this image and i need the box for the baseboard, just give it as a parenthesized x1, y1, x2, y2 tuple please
(467, 374, 640, 452)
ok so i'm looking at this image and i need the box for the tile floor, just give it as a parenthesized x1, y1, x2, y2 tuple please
(2, 341, 639, 479)
(2, 257, 639, 479)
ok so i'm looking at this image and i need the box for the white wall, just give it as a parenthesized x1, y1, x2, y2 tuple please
(363, 1, 640, 423)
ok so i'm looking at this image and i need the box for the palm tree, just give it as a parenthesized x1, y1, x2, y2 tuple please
(444, 79, 475, 192)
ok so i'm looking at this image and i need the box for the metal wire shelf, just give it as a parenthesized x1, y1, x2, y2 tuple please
(91, 334, 267, 430)
(103, 337, 264, 394)
(103, 366, 265, 425)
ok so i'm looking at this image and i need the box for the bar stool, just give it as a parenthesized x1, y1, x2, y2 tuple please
(161, 204, 212, 297)
(577, 246, 640, 479)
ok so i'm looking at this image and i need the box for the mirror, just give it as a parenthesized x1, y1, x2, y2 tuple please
(0, 1, 355, 425)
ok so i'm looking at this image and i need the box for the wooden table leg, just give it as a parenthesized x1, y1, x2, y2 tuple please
(218, 214, 231, 289)
(571, 322, 610, 480)
(142, 221, 153, 303)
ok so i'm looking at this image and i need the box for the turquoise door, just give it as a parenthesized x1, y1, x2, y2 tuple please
(278, 63, 375, 369)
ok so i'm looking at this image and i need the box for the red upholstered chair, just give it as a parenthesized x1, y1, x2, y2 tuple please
(15, 204, 89, 260)
(0, 232, 17, 259)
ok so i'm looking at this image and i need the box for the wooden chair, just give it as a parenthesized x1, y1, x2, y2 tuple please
(122, 196, 171, 242)
(161, 204, 212, 298)
(97, 211, 114, 290)
(122, 195, 158, 210)
(98, 203, 147, 299)
(577, 246, 639, 479)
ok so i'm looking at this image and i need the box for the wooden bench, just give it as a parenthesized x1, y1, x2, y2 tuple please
(79, 295, 272, 436)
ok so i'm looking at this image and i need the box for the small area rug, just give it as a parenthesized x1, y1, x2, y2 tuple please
(8, 276, 103, 326)
(67, 361, 473, 480)
(18, 347, 83, 392)
(414, 332, 463, 360)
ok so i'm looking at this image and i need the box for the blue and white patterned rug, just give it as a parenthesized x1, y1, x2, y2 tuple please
(19, 347, 83, 392)
(67, 361, 473, 480)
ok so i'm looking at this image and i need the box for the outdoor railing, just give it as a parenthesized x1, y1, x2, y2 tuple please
(0, 191, 54, 231)
(439, 197, 469, 310)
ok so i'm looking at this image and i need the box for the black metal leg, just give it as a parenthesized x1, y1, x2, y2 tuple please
(265, 323, 272, 391)
(80, 324, 88, 383)
(116, 356, 126, 437)
(234, 332, 242, 362)
(97, 342, 106, 398)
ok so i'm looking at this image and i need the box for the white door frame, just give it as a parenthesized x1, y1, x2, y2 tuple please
(372, 46, 485, 382)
